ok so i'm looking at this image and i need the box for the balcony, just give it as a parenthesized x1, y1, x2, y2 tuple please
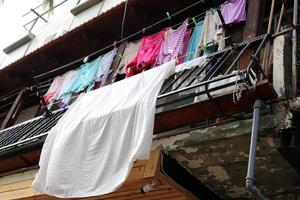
(0, 33, 278, 174)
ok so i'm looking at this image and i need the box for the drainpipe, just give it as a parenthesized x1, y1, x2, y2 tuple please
(292, 0, 298, 96)
(245, 100, 266, 200)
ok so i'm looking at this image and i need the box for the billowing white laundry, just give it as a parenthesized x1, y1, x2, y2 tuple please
(32, 60, 175, 198)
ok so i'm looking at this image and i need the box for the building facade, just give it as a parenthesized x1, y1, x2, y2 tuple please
(0, 0, 299, 199)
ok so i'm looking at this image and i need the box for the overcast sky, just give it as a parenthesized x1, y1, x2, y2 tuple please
(0, 0, 43, 49)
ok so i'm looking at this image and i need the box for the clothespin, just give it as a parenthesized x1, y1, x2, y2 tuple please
(166, 12, 171, 20)
(175, 55, 179, 64)
(113, 41, 117, 48)
(142, 28, 146, 34)
(83, 56, 89, 63)
(192, 17, 198, 27)
(164, 31, 168, 40)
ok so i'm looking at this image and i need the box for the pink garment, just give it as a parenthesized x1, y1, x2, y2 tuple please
(178, 29, 191, 64)
(220, 0, 246, 25)
(126, 30, 166, 77)
(156, 20, 188, 65)
(44, 76, 64, 104)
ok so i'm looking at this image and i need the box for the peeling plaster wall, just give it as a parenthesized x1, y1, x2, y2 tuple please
(153, 114, 300, 199)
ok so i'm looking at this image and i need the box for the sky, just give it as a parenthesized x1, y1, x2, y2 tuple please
(0, 0, 43, 49)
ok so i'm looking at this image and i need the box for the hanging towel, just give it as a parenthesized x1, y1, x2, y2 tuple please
(43, 76, 64, 104)
(94, 48, 117, 89)
(32, 60, 175, 198)
(201, 10, 220, 47)
(156, 20, 188, 65)
(126, 30, 166, 77)
(56, 70, 79, 106)
(201, 10, 225, 52)
(184, 20, 204, 62)
(220, 0, 246, 25)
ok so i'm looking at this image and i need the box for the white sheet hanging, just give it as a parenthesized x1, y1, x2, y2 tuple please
(32, 60, 175, 198)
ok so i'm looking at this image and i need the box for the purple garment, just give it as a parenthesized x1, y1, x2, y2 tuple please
(178, 29, 191, 64)
(220, 0, 246, 25)
(156, 20, 188, 65)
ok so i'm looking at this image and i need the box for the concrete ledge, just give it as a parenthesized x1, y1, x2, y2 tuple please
(71, 0, 103, 15)
(3, 33, 35, 54)
(153, 114, 275, 151)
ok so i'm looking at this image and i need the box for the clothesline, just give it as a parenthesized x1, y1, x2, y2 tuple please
(36, 12, 224, 85)
(38, 3, 243, 107)
(33, 0, 209, 80)
(32, 13, 208, 89)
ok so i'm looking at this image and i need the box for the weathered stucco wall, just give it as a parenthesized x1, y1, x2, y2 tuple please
(153, 114, 300, 199)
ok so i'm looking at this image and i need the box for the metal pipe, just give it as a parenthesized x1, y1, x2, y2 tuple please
(292, 0, 298, 96)
(245, 99, 266, 200)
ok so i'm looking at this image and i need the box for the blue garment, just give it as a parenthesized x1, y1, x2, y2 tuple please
(64, 57, 101, 94)
(184, 20, 204, 62)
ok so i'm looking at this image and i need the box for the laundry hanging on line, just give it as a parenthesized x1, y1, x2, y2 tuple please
(43, 76, 64, 104)
(113, 40, 141, 82)
(184, 20, 204, 62)
(126, 29, 166, 77)
(56, 70, 79, 108)
(32, 60, 176, 198)
(156, 19, 188, 65)
(219, 0, 246, 26)
(94, 48, 117, 89)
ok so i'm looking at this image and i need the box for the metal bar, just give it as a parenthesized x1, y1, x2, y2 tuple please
(272, 27, 293, 37)
(173, 67, 201, 91)
(30, 8, 48, 23)
(161, 71, 186, 94)
(158, 70, 246, 99)
(276, 2, 285, 33)
(224, 43, 250, 75)
(186, 57, 215, 87)
(0, 132, 48, 152)
(262, 0, 275, 75)
(1, 89, 26, 129)
(246, 34, 269, 79)
(22, 1, 45, 16)
(32, 70, 51, 117)
(27, 0, 68, 23)
(202, 50, 231, 82)
(292, 0, 298, 96)
(157, 73, 247, 108)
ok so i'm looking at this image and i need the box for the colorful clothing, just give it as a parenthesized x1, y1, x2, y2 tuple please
(201, 9, 220, 47)
(156, 20, 188, 65)
(126, 30, 166, 77)
(220, 0, 246, 25)
(56, 70, 79, 106)
(178, 29, 191, 64)
(94, 48, 117, 88)
(184, 20, 204, 62)
(201, 9, 225, 52)
(67, 57, 101, 93)
(113, 40, 141, 82)
(43, 76, 64, 104)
